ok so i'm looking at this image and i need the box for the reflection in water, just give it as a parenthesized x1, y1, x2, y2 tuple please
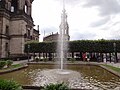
(0, 64, 120, 90)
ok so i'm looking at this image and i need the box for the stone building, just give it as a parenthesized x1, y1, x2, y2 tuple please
(43, 32, 59, 42)
(0, 0, 39, 59)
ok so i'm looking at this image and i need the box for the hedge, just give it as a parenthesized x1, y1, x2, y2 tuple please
(0, 79, 23, 90)
(24, 40, 120, 53)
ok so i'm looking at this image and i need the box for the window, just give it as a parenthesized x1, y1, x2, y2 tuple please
(25, 5, 27, 13)
(11, 6, 14, 12)
(28, 30, 30, 38)
(11, 0, 18, 13)
(5, 25, 9, 35)
(5, 43, 8, 51)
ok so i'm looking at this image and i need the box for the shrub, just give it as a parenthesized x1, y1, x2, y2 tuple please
(52, 58, 56, 62)
(69, 58, 76, 63)
(6, 60, 13, 68)
(0, 79, 23, 90)
(42, 83, 69, 90)
(43, 58, 48, 62)
(0, 61, 6, 69)
(35, 57, 39, 62)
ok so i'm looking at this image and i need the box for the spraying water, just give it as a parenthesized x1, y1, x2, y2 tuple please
(58, 0, 69, 70)
(60, 28, 64, 70)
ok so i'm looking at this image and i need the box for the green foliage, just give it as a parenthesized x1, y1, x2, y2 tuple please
(0, 61, 6, 69)
(103, 64, 120, 73)
(42, 83, 69, 90)
(35, 57, 39, 62)
(69, 58, 76, 63)
(24, 40, 120, 53)
(0, 79, 23, 90)
(24, 42, 57, 53)
(43, 58, 48, 62)
(6, 60, 13, 68)
(12, 64, 22, 68)
(52, 58, 56, 62)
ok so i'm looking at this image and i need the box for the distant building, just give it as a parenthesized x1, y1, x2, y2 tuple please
(43, 32, 59, 42)
(0, 0, 39, 59)
(43, 3, 70, 42)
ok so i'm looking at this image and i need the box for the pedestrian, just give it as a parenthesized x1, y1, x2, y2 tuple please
(82, 52, 86, 61)
(87, 53, 90, 62)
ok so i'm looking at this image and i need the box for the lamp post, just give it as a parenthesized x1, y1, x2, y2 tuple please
(113, 42, 117, 63)
(28, 44, 30, 62)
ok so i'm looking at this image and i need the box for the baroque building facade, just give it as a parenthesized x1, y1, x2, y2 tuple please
(0, 0, 39, 59)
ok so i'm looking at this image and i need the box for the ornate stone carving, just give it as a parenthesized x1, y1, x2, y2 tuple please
(5, 0, 12, 10)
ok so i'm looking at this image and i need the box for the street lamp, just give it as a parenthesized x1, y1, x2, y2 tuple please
(28, 44, 30, 62)
(113, 42, 117, 63)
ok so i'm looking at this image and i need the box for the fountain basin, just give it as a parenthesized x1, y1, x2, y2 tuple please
(0, 64, 120, 90)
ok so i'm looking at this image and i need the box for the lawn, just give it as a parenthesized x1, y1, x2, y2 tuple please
(102, 64, 120, 73)
(0, 64, 23, 72)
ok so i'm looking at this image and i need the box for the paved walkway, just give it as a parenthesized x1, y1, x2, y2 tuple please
(13, 60, 28, 65)
(13, 59, 33, 65)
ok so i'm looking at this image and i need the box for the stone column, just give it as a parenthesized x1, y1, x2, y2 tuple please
(5, 0, 9, 10)
(27, 4, 31, 15)
(18, 0, 25, 11)
(8, 0, 11, 11)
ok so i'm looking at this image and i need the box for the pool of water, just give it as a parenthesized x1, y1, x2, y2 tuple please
(0, 64, 120, 90)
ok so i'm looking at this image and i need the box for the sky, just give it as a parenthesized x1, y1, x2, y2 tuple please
(32, 0, 120, 41)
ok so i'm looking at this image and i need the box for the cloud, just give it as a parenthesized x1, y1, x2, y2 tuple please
(97, 14, 120, 30)
(83, 0, 120, 16)
(90, 16, 110, 27)
(65, 0, 85, 6)
(52, 0, 85, 7)
(41, 27, 58, 35)
(70, 31, 97, 40)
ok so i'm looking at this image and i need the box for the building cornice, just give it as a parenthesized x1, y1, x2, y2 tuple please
(0, 9, 34, 26)
(11, 15, 34, 26)
(10, 34, 25, 38)
(0, 33, 10, 40)
(0, 9, 11, 20)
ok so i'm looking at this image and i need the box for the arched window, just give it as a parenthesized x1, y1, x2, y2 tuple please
(24, 5, 27, 13)
(11, 0, 18, 13)
(24, 0, 31, 15)
(11, 6, 14, 12)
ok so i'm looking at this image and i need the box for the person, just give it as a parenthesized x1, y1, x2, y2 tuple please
(86, 53, 90, 62)
(103, 53, 106, 63)
(96, 53, 100, 62)
(82, 52, 86, 61)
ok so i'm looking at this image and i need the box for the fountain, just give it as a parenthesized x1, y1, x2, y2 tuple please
(32, 0, 84, 87)
(0, 0, 120, 90)
(32, 1, 97, 89)
(32, 1, 103, 90)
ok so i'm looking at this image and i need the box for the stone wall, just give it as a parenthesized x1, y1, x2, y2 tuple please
(0, 0, 39, 59)
(0, 17, 10, 58)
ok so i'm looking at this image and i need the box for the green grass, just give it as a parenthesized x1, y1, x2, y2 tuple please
(102, 64, 120, 73)
(11, 64, 22, 68)
(0, 64, 23, 72)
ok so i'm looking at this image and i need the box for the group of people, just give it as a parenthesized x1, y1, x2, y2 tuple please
(82, 52, 90, 62)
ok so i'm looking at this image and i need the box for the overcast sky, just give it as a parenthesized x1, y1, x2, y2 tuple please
(32, 0, 120, 41)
